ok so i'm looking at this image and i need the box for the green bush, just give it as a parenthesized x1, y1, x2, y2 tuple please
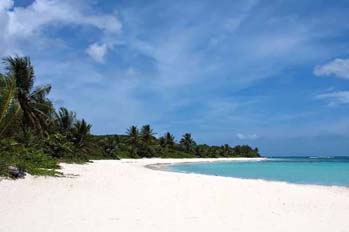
(42, 133, 74, 159)
(0, 149, 60, 177)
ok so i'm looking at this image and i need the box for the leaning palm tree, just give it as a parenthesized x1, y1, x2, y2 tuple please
(180, 133, 195, 152)
(3, 56, 53, 134)
(0, 75, 21, 138)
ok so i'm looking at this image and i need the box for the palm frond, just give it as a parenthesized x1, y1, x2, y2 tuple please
(0, 76, 21, 137)
(3, 56, 34, 93)
(30, 84, 52, 101)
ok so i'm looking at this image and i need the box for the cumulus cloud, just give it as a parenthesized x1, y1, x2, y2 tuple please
(86, 43, 108, 63)
(236, 133, 258, 140)
(314, 59, 349, 79)
(0, 0, 121, 60)
(8, 0, 121, 35)
(315, 91, 349, 106)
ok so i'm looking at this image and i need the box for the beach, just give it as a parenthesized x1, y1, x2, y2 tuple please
(1, 158, 349, 232)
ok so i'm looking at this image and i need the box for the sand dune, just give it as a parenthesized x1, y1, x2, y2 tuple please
(1, 158, 348, 232)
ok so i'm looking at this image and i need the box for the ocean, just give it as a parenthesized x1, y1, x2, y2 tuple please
(168, 157, 349, 187)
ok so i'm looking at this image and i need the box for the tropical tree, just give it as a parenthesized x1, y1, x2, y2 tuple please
(55, 107, 76, 133)
(99, 136, 119, 158)
(71, 119, 92, 150)
(0, 75, 21, 137)
(3, 56, 53, 134)
(194, 146, 202, 157)
(126, 125, 140, 157)
(165, 132, 175, 147)
(43, 133, 74, 159)
(222, 144, 231, 157)
(139, 124, 156, 157)
(140, 124, 155, 145)
(159, 132, 175, 149)
(180, 133, 195, 152)
(159, 136, 166, 148)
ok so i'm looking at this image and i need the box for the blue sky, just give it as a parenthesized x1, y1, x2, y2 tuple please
(1, 0, 349, 156)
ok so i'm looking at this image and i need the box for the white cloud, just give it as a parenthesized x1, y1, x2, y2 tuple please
(0, 0, 121, 60)
(236, 133, 258, 140)
(0, 0, 13, 11)
(315, 91, 349, 106)
(314, 58, 349, 79)
(7, 0, 121, 36)
(86, 43, 108, 63)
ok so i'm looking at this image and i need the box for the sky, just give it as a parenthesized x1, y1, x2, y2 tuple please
(1, 0, 349, 156)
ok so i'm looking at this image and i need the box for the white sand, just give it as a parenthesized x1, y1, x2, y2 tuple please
(1, 158, 349, 232)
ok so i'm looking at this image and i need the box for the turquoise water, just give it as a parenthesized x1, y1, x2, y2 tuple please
(168, 157, 349, 187)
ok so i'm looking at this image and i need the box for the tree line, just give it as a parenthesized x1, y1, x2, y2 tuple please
(0, 56, 260, 178)
(94, 128, 260, 159)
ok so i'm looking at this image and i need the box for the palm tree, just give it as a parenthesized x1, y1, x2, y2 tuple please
(140, 125, 155, 145)
(140, 125, 156, 157)
(164, 132, 175, 147)
(100, 136, 119, 158)
(159, 132, 175, 148)
(127, 125, 139, 144)
(71, 119, 92, 149)
(3, 56, 53, 134)
(126, 125, 140, 157)
(180, 133, 195, 152)
(55, 107, 76, 133)
(0, 75, 21, 137)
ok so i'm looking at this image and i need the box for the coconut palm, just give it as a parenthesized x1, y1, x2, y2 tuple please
(140, 125, 155, 145)
(140, 124, 156, 157)
(159, 132, 175, 148)
(0, 75, 21, 137)
(165, 132, 175, 147)
(126, 125, 140, 157)
(180, 133, 195, 152)
(127, 125, 139, 144)
(99, 136, 119, 158)
(55, 107, 76, 133)
(3, 56, 53, 134)
(71, 119, 91, 148)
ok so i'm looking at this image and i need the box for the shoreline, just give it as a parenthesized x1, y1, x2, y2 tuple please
(144, 157, 267, 171)
(1, 159, 349, 232)
(143, 158, 349, 190)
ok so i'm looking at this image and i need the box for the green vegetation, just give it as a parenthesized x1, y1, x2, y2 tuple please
(0, 56, 260, 178)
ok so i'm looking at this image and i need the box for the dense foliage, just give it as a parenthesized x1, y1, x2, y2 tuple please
(0, 56, 260, 178)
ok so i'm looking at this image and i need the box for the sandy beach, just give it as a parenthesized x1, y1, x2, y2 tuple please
(1, 158, 349, 232)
